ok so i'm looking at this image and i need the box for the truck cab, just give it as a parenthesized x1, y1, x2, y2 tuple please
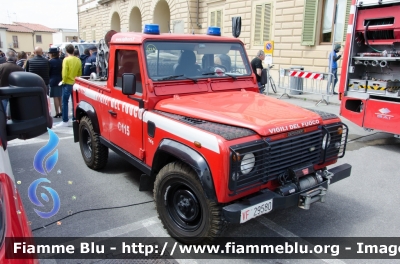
(73, 25, 351, 244)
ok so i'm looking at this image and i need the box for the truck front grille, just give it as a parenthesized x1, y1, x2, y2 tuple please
(229, 130, 323, 194)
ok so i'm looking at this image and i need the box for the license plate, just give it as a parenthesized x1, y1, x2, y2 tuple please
(240, 199, 273, 223)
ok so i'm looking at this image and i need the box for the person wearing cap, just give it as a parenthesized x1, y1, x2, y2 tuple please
(48, 47, 63, 118)
(0, 49, 23, 114)
(83, 45, 97, 76)
(329, 44, 342, 95)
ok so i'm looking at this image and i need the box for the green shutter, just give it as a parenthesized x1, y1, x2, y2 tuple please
(263, 3, 272, 42)
(254, 5, 263, 45)
(301, 0, 319, 46)
(210, 11, 216, 26)
(343, 0, 352, 42)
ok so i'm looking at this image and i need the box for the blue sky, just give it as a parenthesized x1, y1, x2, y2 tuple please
(0, 0, 78, 29)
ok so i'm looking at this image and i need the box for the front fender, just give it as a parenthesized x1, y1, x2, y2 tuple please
(154, 139, 217, 202)
(74, 101, 100, 142)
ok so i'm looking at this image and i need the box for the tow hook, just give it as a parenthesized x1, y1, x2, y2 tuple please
(298, 186, 327, 210)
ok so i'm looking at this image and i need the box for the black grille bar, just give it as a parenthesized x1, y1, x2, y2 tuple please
(321, 123, 348, 163)
(229, 130, 323, 194)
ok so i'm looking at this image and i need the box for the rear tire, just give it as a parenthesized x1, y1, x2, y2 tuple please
(154, 162, 226, 244)
(79, 116, 108, 170)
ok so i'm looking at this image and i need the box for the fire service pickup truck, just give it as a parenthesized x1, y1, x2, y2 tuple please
(72, 25, 352, 244)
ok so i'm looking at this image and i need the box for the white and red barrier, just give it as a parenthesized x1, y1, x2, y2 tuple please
(289, 71, 324, 80)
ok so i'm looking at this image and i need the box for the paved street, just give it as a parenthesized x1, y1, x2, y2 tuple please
(8, 94, 400, 264)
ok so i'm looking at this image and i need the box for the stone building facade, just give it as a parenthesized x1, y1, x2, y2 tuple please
(78, 0, 351, 78)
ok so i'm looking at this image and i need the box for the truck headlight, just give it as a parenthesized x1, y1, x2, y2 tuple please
(241, 153, 255, 175)
(322, 134, 331, 149)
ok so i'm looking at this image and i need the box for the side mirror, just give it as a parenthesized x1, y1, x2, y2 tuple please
(0, 72, 52, 145)
(232, 17, 242, 38)
(122, 73, 136, 95)
(260, 68, 268, 85)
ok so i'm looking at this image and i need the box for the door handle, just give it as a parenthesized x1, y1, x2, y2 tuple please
(108, 110, 117, 116)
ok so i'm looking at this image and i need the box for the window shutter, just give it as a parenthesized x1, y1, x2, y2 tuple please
(342, 0, 352, 42)
(263, 3, 272, 42)
(254, 5, 263, 45)
(301, 0, 319, 46)
(210, 11, 216, 26)
(217, 10, 222, 28)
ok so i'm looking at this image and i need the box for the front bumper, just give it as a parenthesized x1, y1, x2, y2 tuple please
(222, 163, 351, 224)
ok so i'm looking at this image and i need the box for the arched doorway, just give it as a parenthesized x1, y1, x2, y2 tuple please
(153, 0, 170, 33)
(129, 7, 142, 32)
(111, 12, 121, 32)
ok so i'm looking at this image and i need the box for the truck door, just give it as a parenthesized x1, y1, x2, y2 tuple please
(108, 47, 144, 159)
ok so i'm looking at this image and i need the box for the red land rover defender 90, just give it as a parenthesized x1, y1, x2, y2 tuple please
(72, 25, 351, 244)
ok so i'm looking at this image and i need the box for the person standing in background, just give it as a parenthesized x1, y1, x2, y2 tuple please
(25, 47, 50, 95)
(83, 45, 97, 76)
(55, 44, 82, 128)
(0, 50, 6, 65)
(0, 49, 23, 114)
(48, 47, 63, 118)
(80, 48, 90, 74)
(251, 50, 265, 93)
(328, 44, 342, 95)
(16, 51, 27, 67)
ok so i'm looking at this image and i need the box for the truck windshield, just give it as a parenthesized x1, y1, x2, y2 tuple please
(144, 41, 252, 81)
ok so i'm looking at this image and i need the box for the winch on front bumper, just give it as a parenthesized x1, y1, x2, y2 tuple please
(222, 163, 351, 224)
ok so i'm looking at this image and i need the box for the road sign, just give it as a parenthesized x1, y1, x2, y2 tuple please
(264, 41, 274, 54)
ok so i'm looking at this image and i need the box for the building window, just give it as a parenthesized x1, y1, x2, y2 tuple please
(92, 30, 95, 41)
(209, 10, 223, 28)
(253, 2, 272, 46)
(302, 0, 351, 45)
(82, 32, 86, 41)
(0, 36, 2, 48)
(12, 36, 18, 48)
(321, 0, 347, 43)
(36, 35, 42, 43)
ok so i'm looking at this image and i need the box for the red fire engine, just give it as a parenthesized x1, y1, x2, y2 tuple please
(73, 25, 351, 244)
(340, 0, 400, 136)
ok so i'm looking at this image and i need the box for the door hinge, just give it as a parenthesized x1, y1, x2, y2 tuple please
(139, 148, 145, 160)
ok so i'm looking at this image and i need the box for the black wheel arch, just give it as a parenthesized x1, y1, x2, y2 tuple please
(74, 101, 100, 142)
(152, 139, 217, 202)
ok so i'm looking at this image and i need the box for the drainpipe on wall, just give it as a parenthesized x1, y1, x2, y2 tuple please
(196, 0, 201, 28)
(32, 33, 35, 51)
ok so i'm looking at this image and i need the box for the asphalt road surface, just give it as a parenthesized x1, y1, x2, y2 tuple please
(8, 96, 400, 264)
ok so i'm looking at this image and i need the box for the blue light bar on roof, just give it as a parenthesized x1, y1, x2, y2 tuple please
(207, 27, 221, 36)
(144, 24, 160, 34)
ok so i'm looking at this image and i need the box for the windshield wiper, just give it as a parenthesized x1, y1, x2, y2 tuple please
(156, 75, 197, 83)
(202, 72, 237, 80)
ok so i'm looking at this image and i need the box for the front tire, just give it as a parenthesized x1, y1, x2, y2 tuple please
(154, 162, 225, 244)
(79, 116, 108, 170)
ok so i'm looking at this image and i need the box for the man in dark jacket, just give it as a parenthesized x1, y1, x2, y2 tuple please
(25, 47, 50, 94)
(83, 45, 97, 76)
(79, 48, 90, 75)
(0, 49, 23, 113)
